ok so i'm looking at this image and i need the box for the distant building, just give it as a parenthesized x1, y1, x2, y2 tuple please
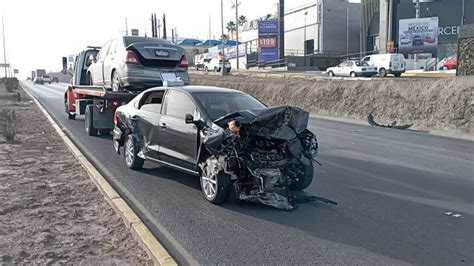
(240, 0, 361, 57)
(361, 0, 473, 59)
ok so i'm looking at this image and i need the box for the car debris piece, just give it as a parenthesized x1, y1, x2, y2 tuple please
(368, 112, 413, 130)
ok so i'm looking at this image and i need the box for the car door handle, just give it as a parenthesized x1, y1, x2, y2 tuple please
(160, 123, 167, 129)
(130, 115, 138, 121)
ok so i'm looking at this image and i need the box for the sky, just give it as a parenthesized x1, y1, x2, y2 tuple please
(1, 0, 359, 79)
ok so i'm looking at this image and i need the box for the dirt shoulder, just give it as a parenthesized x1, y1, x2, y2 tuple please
(190, 73, 473, 134)
(0, 86, 152, 264)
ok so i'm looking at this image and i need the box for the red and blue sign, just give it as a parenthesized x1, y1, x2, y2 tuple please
(258, 20, 279, 63)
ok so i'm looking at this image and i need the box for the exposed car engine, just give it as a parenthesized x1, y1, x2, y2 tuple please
(200, 106, 320, 210)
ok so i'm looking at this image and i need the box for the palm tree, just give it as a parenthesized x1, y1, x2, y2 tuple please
(238, 15, 247, 26)
(226, 21, 237, 39)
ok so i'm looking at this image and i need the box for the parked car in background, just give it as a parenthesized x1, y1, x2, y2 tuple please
(440, 56, 457, 70)
(194, 57, 211, 71)
(412, 35, 424, 46)
(361, 53, 406, 77)
(34, 77, 44, 84)
(112, 85, 318, 209)
(326, 60, 377, 77)
(87, 36, 190, 92)
(42, 75, 52, 84)
(204, 58, 231, 73)
(52, 77, 59, 83)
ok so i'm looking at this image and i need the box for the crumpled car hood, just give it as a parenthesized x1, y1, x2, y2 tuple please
(214, 106, 310, 140)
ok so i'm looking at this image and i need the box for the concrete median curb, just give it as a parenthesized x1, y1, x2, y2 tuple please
(21, 84, 177, 266)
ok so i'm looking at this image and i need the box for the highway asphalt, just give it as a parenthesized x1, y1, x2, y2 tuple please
(22, 81, 473, 265)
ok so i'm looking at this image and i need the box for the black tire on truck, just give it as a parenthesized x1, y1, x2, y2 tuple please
(85, 104, 98, 136)
(124, 134, 144, 170)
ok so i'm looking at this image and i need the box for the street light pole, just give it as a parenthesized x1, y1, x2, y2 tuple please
(304, 12, 307, 66)
(220, 0, 227, 76)
(346, 5, 349, 56)
(232, 0, 240, 70)
(2, 16, 7, 78)
(414, 0, 420, 67)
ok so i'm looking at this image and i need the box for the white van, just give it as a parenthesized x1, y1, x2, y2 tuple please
(361, 53, 406, 77)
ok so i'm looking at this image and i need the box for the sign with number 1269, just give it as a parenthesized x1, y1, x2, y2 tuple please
(259, 37, 277, 48)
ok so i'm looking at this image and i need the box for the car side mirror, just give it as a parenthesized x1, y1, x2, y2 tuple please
(185, 113, 194, 124)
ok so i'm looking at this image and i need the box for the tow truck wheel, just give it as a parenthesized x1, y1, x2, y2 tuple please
(85, 105, 98, 136)
(111, 71, 122, 92)
(200, 156, 231, 204)
(124, 135, 144, 170)
(290, 158, 314, 191)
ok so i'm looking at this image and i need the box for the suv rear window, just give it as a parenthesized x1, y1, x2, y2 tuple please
(123, 36, 171, 47)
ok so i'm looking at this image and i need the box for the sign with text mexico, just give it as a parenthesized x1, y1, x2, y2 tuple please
(398, 17, 439, 55)
(258, 20, 279, 63)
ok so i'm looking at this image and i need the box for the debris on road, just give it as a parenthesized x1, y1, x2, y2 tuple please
(0, 87, 152, 264)
(368, 112, 413, 130)
(444, 212, 464, 218)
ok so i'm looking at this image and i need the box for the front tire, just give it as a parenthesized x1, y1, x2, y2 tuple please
(291, 158, 314, 190)
(350, 72, 357, 77)
(379, 68, 387, 77)
(85, 105, 98, 136)
(394, 73, 401, 77)
(214, 67, 218, 72)
(442, 66, 448, 70)
(328, 71, 334, 77)
(124, 135, 144, 170)
(200, 157, 231, 204)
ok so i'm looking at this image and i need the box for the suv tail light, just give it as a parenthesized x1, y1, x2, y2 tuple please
(125, 51, 140, 65)
(178, 55, 189, 68)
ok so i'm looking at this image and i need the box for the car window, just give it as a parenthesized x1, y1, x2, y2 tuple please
(108, 39, 117, 55)
(139, 90, 165, 113)
(362, 56, 370, 62)
(163, 90, 196, 119)
(355, 61, 369, 66)
(97, 41, 110, 60)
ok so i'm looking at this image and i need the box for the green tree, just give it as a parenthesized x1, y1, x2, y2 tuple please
(238, 15, 247, 26)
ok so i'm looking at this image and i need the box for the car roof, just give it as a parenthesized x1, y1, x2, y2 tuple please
(145, 85, 242, 94)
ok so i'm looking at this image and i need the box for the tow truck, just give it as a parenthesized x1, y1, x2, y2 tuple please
(64, 46, 140, 136)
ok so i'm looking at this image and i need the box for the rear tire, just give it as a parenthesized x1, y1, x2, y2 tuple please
(214, 67, 218, 72)
(124, 135, 144, 170)
(111, 71, 122, 92)
(350, 72, 357, 78)
(205, 66, 209, 72)
(200, 156, 231, 204)
(442, 66, 448, 70)
(394, 73, 401, 77)
(85, 105, 98, 136)
(379, 68, 387, 77)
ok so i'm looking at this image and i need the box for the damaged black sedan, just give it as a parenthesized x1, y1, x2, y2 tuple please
(112, 86, 319, 210)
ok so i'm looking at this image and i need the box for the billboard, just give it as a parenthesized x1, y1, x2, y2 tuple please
(398, 17, 439, 55)
(258, 20, 279, 63)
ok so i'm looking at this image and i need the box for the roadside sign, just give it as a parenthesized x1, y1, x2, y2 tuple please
(399, 17, 439, 55)
(131, 29, 139, 36)
(258, 20, 280, 63)
(14, 69, 18, 74)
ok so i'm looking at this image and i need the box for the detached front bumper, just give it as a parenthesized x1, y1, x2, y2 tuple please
(112, 126, 123, 153)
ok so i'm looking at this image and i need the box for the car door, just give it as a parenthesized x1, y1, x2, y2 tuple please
(103, 39, 117, 87)
(339, 62, 349, 76)
(158, 90, 199, 171)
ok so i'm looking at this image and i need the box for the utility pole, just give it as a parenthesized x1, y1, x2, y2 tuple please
(220, 0, 227, 76)
(414, 0, 420, 66)
(388, 0, 393, 43)
(278, 0, 285, 61)
(346, 5, 349, 56)
(157, 19, 161, 38)
(232, 1, 240, 69)
(2, 16, 7, 78)
(304, 12, 307, 65)
(125, 18, 129, 36)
